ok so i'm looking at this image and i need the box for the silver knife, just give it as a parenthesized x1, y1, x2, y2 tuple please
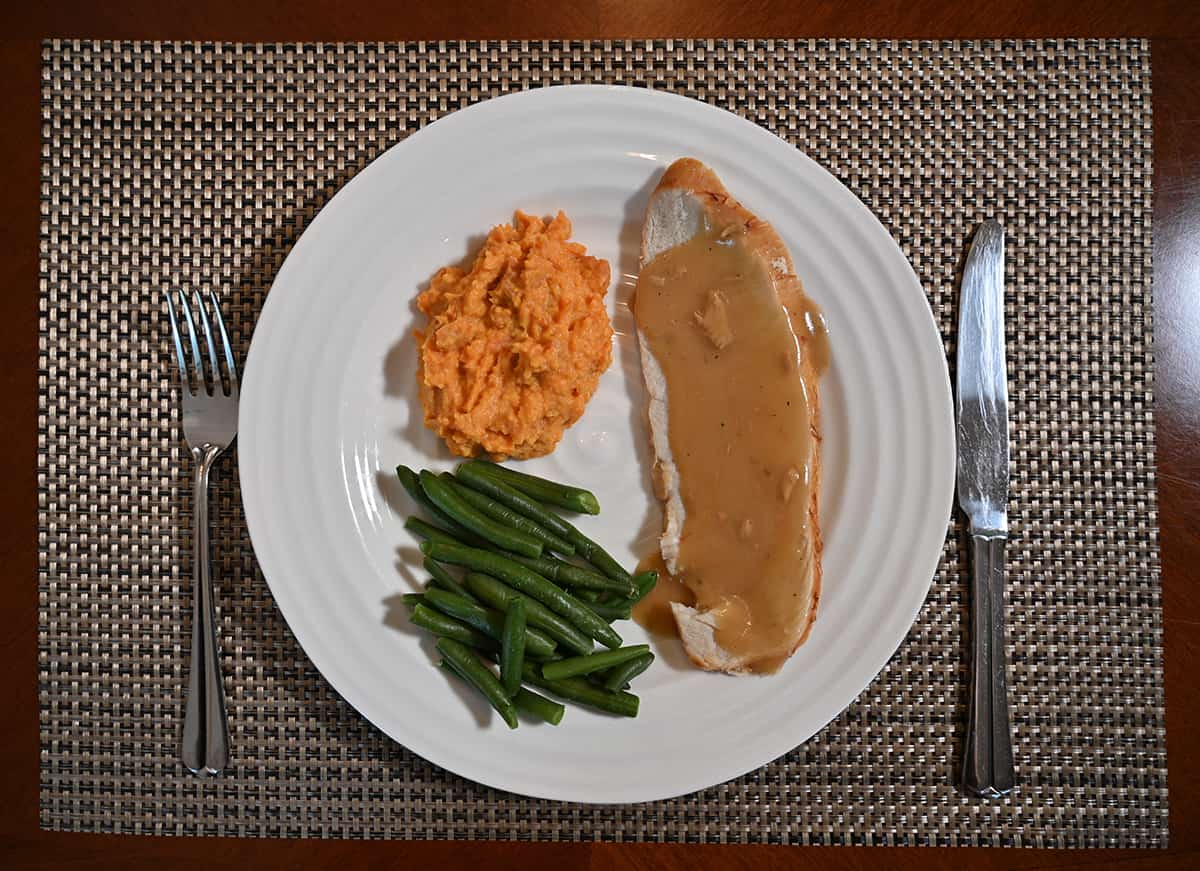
(956, 219, 1015, 798)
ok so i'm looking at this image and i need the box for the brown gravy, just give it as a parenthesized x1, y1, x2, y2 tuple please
(633, 217, 820, 673)
(794, 293, 831, 378)
(632, 552, 695, 637)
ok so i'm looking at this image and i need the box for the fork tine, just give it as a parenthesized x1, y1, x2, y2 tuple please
(176, 290, 206, 394)
(192, 290, 222, 395)
(164, 291, 191, 391)
(175, 290, 204, 393)
(207, 289, 239, 387)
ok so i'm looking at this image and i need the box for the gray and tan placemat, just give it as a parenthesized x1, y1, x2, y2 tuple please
(38, 39, 1165, 846)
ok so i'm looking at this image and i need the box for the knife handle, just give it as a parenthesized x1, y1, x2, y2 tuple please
(961, 533, 1015, 798)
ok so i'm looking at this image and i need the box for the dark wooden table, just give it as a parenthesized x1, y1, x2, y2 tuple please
(3, 3, 1198, 869)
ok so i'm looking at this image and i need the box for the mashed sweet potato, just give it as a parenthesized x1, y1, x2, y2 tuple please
(415, 211, 613, 459)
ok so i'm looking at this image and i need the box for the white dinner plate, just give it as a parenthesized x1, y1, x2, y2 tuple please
(239, 85, 955, 803)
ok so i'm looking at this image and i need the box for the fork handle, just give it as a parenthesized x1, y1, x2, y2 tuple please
(961, 532, 1015, 797)
(181, 444, 231, 775)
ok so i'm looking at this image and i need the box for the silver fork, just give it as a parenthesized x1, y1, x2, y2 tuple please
(165, 289, 239, 775)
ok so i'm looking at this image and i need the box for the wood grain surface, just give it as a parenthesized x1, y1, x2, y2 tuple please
(2, 3, 1199, 869)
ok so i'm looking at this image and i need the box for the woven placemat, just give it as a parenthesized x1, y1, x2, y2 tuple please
(38, 38, 1165, 846)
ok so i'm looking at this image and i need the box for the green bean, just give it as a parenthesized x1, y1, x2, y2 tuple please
(507, 553, 635, 597)
(629, 570, 659, 603)
(419, 470, 543, 558)
(463, 572, 594, 656)
(411, 603, 498, 652)
(440, 473, 576, 555)
(456, 462, 575, 535)
(440, 657, 502, 717)
(572, 572, 650, 623)
(424, 576, 471, 601)
(530, 521, 632, 585)
(469, 461, 601, 515)
(421, 540, 623, 650)
(443, 656, 539, 729)
(520, 661, 639, 718)
(589, 600, 632, 622)
(513, 687, 565, 725)
(396, 465, 484, 544)
(400, 593, 425, 609)
(423, 556, 477, 601)
(602, 651, 654, 691)
(404, 515, 463, 548)
(436, 637, 519, 729)
(542, 645, 651, 681)
(439, 657, 477, 692)
(500, 598, 526, 697)
(565, 534, 632, 585)
(455, 462, 630, 583)
(423, 586, 556, 658)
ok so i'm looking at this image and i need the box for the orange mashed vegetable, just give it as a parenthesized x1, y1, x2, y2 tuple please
(416, 211, 613, 459)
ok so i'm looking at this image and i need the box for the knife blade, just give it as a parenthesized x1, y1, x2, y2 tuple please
(956, 219, 1015, 798)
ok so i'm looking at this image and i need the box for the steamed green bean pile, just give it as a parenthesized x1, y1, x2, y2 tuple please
(398, 460, 658, 728)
